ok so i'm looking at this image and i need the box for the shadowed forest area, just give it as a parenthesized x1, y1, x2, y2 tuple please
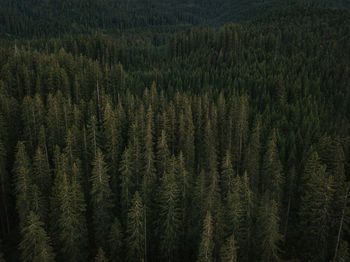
(0, 0, 350, 261)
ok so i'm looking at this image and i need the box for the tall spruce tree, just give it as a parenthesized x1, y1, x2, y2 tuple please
(159, 155, 182, 261)
(127, 191, 145, 262)
(90, 148, 114, 249)
(261, 129, 284, 204)
(19, 212, 55, 262)
(299, 152, 335, 261)
(197, 211, 214, 262)
(13, 141, 32, 227)
(108, 217, 124, 262)
(256, 194, 283, 262)
(220, 233, 238, 262)
(95, 248, 109, 262)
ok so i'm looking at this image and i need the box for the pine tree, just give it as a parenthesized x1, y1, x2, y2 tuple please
(243, 114, 261, 194)
(221, 150, 235, 198)
(220, 233, 238, 262)
(0, 251, 4, 262)
(19, 212, 55, 262)
(231, 94, 249, 174)
(197, 211, 214, 262)
(33, 146, 51, 198)
(108, 217, 124, 262)
(142, 105, 156, 205)
(256, 194, 283, 262)
(156, 129, 170, 177)
(55, 171, 88, 262)
(0, 134, 10, 236)
(226, 172, 254, 262)
(127, 191, 145, 262)
(90, 148, 114, 249)
(299, 152, 335, 261)
(95, 248, 108, 262)
(159, 155, 182, 261)
(103, 102, 122, 194)
(261, 129, 284, 204)
(119, 145, 135, 219)
(13, 141, 32, 227)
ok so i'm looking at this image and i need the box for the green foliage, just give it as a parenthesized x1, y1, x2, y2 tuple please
(127, 191, 145, 262)
(19, 212, 55, 262)
(0, 4, 349, 261)
(90, 149, 114, 249)
(13, 141, 33, 227)
(197, 211, 214, 262)
(256, 195, 283, 262)
(108, 217, 124, 261)
(299, 152, 335, 261)
(95, 248, 108, 262)
(55, 172, 88, 261)
(159, 155, 182, 261)
(220, 233, 238, 262)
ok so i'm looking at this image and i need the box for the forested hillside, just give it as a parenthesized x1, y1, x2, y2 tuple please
(0, 1, 350, 262)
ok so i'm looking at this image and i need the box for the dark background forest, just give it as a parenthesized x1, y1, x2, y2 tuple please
(0, 0, 350, 261)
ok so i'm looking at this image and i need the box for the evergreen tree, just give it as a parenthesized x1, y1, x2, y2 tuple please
(120, 145, 135, 219)
(127, 191, 145, 262)
(243, 114, 261, 194)
(221, 150, 235, 198)
(103, 102, 122, 194)
(108, 217, 124, 262)
(90, 148, 114, 249)
(299, 152, 335, 261)
(256, 194, 283, 262)
(159, 155, 182, 261)
(220, 233, 238, 262)
(55, 171, 87, 261)
(95, 248, 108, 262)
(19, 212, 55, 262)
(13, 141, 32, 227)
(261, 129, 284, 204)
(156, 129, 170, 176)
(33, 147, 51, 198)
(197, 211, 214, 262)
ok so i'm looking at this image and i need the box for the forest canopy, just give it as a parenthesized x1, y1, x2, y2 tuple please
(0, 1, 350, 262)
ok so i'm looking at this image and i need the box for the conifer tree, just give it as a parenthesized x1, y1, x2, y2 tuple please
(220, 233, 238, 262)
(299, 152, 335, 261)
(103, 102, 122, 193)
(142, 105, 156, 205)
(0, 135, 10, 236)
(13, 141, 32, 227)
(90, 148, 114, 249)
(108, 217, 124, 262)
(256, 195, 283, 262)
(159, 155, 182, 261)
(231, 94, 249, 173)
(243, 114, 261, 194)
(127, 191, 145, 262)
(221, 150, 235, 198)
(0, 251, 4, 262)
(197, 211, 214, 262)
(261, 129, 284, 204)
(156, 129, 170, 177)
(120, 145, 135, 219)
(19, 212, 55, 262)
(95, 248, 108, 262)
(33, 146, 51, 198)
(55, 170, 88, 262)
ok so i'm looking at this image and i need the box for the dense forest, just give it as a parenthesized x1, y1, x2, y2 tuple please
(0, 0, 350, 261)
